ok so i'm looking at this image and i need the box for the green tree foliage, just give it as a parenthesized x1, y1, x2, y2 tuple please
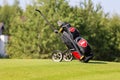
(0, 0, 120, 61)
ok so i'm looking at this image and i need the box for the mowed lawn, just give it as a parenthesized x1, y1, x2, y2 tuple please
(0, 59, 120, 80)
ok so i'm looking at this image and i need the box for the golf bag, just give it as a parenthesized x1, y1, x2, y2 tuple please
(61, 29, 93, 62)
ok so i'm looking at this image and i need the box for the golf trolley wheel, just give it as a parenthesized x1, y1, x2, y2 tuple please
(52, 50, 63, 62)
(63, 50, 73, 62)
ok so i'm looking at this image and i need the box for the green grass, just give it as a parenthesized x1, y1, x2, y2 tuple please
(0, 59, 120, 80)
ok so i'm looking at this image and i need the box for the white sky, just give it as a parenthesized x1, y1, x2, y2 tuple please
(0, 0, 120, 15)
(69, 0, 120, 15)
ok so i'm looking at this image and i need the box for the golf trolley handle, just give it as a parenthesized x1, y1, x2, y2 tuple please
(35, 9, 56, 31)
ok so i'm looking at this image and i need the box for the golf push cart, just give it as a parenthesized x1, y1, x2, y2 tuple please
(35, 9, 93, 63)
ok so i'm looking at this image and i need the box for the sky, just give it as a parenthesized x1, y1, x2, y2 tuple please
(0, 0, 120, 15)
(69, 0, 120, 15)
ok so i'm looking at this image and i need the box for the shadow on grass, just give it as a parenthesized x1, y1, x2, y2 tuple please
(88, 61, 107, 64)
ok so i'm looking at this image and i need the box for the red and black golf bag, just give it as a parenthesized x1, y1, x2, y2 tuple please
(61, 25, 93, 62)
